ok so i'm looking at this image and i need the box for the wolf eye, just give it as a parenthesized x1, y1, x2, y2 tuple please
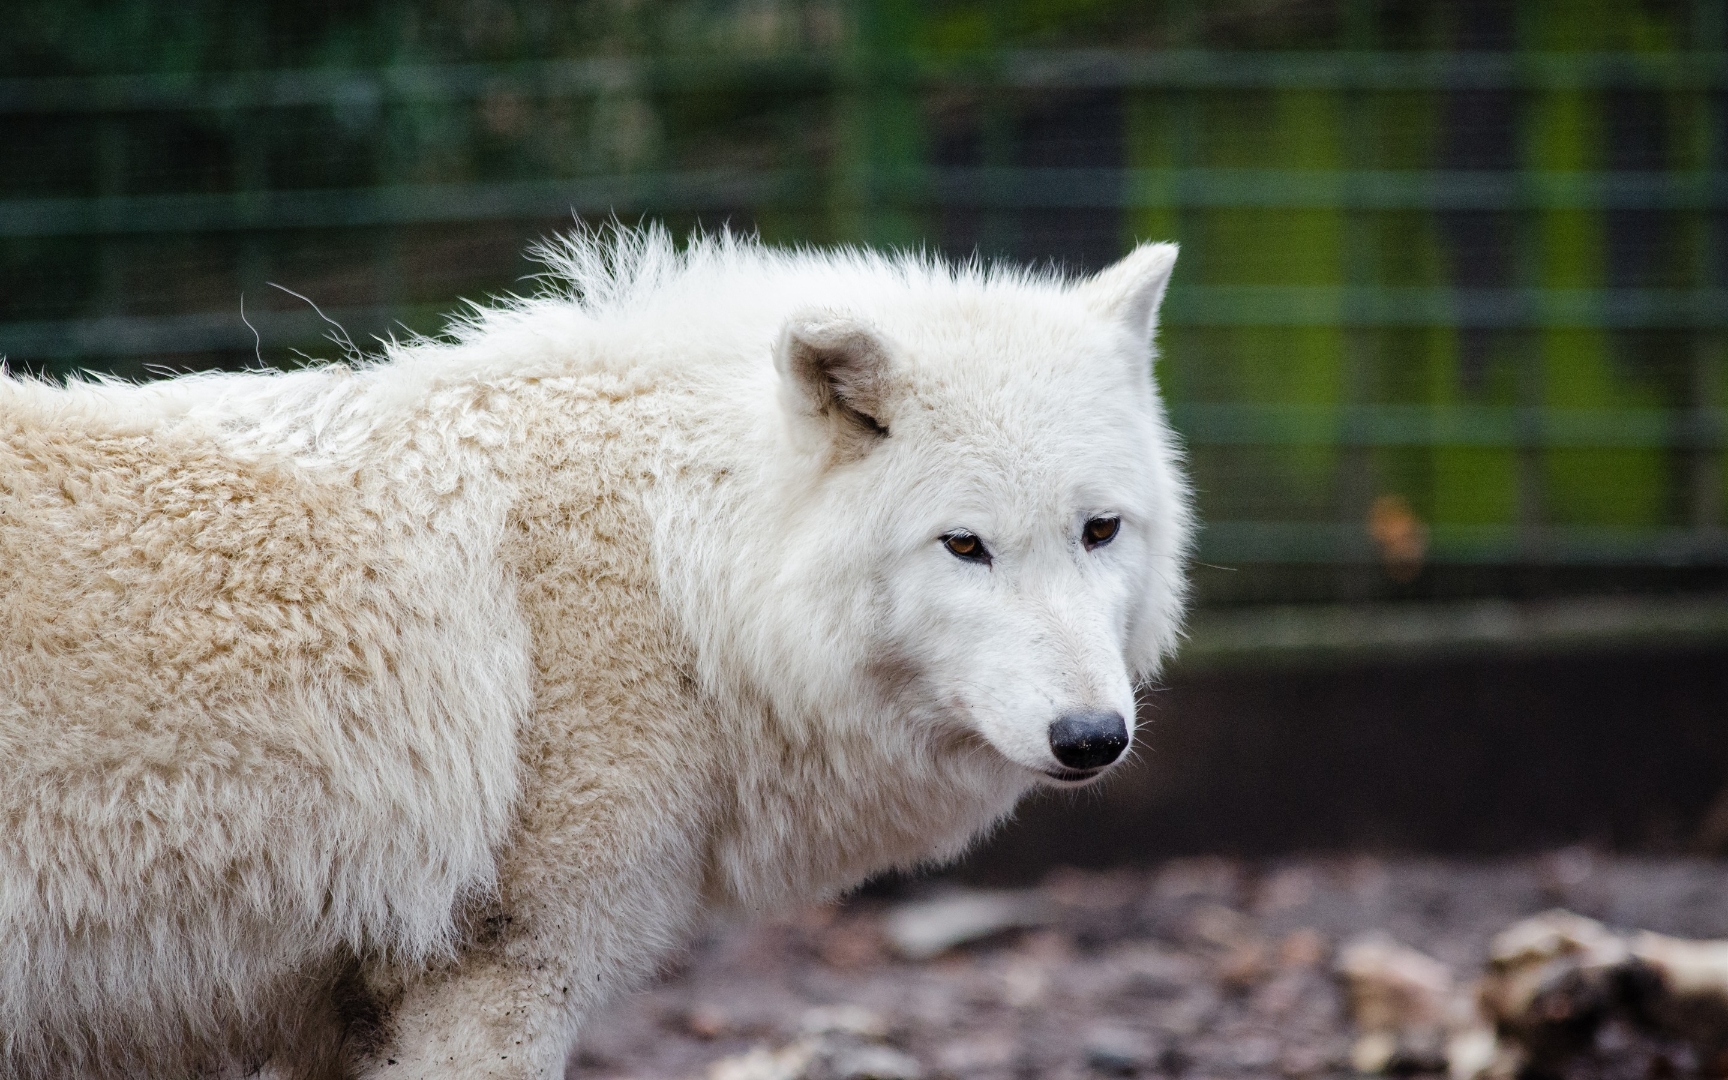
(1083, 516, 1121, 549)
(942, 531, 991, 565)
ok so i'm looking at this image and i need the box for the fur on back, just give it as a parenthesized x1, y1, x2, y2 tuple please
(0, 225, 1191, 1078)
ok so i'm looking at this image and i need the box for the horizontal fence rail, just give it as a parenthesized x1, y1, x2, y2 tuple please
(3, 50, 1726, 115)
(1200, 522, 1728, 566)
(8, 288, 1728, 363)
(7, 169, 1727, 238)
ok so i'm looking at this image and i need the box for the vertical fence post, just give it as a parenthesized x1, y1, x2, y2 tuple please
(1336, 0, 1380, 597)
(94, 116, 128, 380)
(831, 0, 922, 248)
(374, 68, 403, 342)
(1690, 0, 1726, 542)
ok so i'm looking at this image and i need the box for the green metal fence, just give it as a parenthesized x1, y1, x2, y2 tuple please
(3, 0, 1725, 598)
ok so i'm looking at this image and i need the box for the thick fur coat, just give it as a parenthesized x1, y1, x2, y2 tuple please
(0, 228, 1192, 1079)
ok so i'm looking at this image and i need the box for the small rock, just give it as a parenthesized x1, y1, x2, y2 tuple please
(818, 919, 888, 970)
(1487, 909, 1625, 972)
(1628, 928, 1728, 1010)
(1350, 1030, 1399, 1074)
(800, 1005, 890, 1041)
(1482, 912, 1728, 1075)
(935, 1033, 1017, 1073)
(1000, 957, 1048, 1008)
(1231, 1033, 1280, 1070)
(1083, 1024, 1156, 1074)
(685, 1003, 731, 1039)
(1277, 1042, 1328, 1077)
(1115, 943, 1200, 995)
(1156, 987, 1221, 1037)
(1445, 1027, 1499, 1080)
(1158, 1043, 1195, 1074)
(1478, 909, 1629, 1069)
(1280, 928, 1328, 970)
(1187, 903, 1251, 949)
(1338, 933, 1472, 1075)
(1251, 971, 1309, 1017)
(1219, 940, 1270, 990)
(1337, 932, 1454, 1033)
(708, 1041, 818, 1080)
(827, 1043, 923, 1080)
(1153, 857, 1243, 904)
(1350, 1028, 1448, 1075)
(1256, 866, 1320, 915)
(884, 890, 1048, 960)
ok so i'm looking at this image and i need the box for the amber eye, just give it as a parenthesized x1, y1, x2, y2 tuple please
(942, 531, 991, 565)
(1083, 516, 1121, 549)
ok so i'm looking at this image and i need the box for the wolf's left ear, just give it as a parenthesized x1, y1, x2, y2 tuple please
(1082, 242, 1179, 344)
(775, 310, 894, 459)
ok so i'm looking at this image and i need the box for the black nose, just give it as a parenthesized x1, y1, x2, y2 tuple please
(1048, 710, 1129, 771)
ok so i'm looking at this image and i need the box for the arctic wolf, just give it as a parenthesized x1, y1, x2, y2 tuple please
(0, 227, 1191, 1078)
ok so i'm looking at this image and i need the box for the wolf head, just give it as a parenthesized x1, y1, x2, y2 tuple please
(763, 244, 1191, 789)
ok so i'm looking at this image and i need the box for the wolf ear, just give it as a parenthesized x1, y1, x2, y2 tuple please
(775, 311, 894, 457)
(1083, 242, 1178, 344)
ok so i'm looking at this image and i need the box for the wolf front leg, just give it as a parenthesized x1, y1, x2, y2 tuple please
(354, 804, 711, 1079)
(356, 951, 590, 1080)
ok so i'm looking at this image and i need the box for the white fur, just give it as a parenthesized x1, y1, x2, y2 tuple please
(0, 226, 1191, 1078)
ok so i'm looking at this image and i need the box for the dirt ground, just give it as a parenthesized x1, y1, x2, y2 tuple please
(567, 853, 1728, 1080)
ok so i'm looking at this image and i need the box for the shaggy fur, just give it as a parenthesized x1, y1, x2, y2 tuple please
(0, 226, 1192, 1079)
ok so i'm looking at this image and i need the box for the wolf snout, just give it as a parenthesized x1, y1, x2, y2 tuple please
(1047, 710, 1129, 771)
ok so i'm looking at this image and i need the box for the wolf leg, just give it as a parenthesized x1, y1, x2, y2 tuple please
(353, 955, 583, 1080)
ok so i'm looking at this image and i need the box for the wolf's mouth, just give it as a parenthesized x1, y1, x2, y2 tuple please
(1040, 766, 1106, 784)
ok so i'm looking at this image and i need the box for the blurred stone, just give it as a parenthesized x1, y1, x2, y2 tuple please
(1255, 866, 1320, 915)
(818, 918, 888, 970)
(1537, 847, 1596, 898)
(884, 890, 1048, 961)
(1338, 932, 1454, 1033)
(801, 1002, 891, 1036)
(1624, 930, 1728, 1061)
(1277, 1041, 1329, 1077)
(1487, 909, 1625, 975)
(827, 1044, 923, 1080)
(685, 1003, 731, 1039)
(1153, 857, 1243, 904)
(1083, 1024, 1156, 1074)
(709, 1032, 923, 1080)
(708, 1042, 818, 1080)
(800, 1005, 890, 1041)
(1280, 928, 1329, 970)
(934, 1033, 1017, 1073)
(1155, 987, 1221, 1037)
(1478, 909, 1627, 1071)
(1444, 1026, 1499, 1080)
(1477, 909, 1728, 1078)
(1251, 971, 1309, 1017)
(1045, 866, 1141, 912)
(1349, 1028, 1449, 1075)
(1116, 944, 1200, 999)
(1338, 933, 1469, 1075)
(1350, 1030, 1399, 1074)
(1157, 1042, 1194, 1074)
(1000, 957, 1048, 1008)
(1232, 1033, 1280, 1070)
(1219, 941, 1270, 990)
(1188, 903, 1252, 949)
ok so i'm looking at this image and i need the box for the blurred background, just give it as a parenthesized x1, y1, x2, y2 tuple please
(4, 0, 1727, 871)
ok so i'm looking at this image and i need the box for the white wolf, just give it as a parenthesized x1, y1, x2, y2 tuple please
(0, 227, 1191, 1079)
